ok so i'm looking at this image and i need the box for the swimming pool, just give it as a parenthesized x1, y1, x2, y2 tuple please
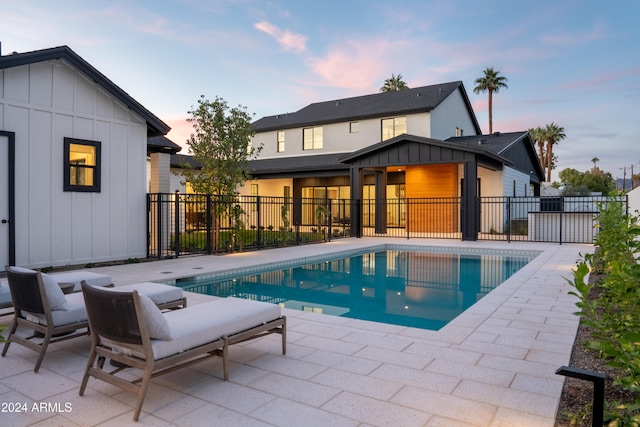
(173, 246, 538, 330)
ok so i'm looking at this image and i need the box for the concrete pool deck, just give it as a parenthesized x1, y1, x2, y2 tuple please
(0, 238, 591, 426)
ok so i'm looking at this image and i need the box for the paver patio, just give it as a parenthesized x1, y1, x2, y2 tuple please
(0, 238, 590, 426)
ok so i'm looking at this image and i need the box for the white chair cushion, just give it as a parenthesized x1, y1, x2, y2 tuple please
(9, 267, 67, 311)
(137, 293, 172, 340)
(50, 271, 112, 292)
(0, 282, 11, 307)
(41, 273, 69, 311)
(110, 282, 183, 306)
(29, 292, 87, 327)
(150, 297, 281, 360)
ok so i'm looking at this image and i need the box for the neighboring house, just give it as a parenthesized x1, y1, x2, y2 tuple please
(0, 45, 173, 269)
(240, 82, 544, 239)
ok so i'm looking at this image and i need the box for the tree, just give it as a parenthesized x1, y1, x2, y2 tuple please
(473, 67, 508, 134)
(543, 122, 566, 182)
(528, 126, 546, 178)
(557, 167, 614, 195)
(181, 95, 260, 195)
(180, 95, 262, 249)
(380, 73, 408, 92)
(591, 157, 599, 172)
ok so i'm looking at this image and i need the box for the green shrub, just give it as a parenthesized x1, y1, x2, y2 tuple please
(568, 196, 640, 423)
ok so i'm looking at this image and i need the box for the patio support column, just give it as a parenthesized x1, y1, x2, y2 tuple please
(349, 166, 363, 237)
(149, 152, 171, 193)
(461, 160, 478, 240)
(149, 152, 172, 256)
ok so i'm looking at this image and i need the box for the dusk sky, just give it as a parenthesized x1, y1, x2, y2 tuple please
(2, 0, 638, 182)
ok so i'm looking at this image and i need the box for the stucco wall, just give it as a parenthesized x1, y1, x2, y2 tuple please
(253, 111, 433, 159)
(0, 59, 148, 268)
(430, 89, 478, 139)
(628, 186, 640, 216)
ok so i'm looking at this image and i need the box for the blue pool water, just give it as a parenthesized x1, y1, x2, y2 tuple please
(175, 249, 535, 330)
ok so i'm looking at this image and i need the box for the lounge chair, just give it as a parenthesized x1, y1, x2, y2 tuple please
(1, 266, 187, 372)
(1, 266, 90, 372)
(79, 282, 286, 422)
(0, 270, 113, 314)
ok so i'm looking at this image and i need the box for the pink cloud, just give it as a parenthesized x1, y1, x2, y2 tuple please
(305, 39, 410, 91)
(165, 116, 193, 152)
(254, 20, 306, 53)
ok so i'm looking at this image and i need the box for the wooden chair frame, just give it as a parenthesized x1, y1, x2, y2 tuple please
(79, 282, 286, 421)
(1, 266, 89, 372)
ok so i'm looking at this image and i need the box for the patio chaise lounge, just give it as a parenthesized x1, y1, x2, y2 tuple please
(1, 266, 186, 372)
(0, 270, 113, 312)
(79, 282, 287, 422)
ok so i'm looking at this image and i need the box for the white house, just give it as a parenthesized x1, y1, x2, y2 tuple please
(0, 45, 171, 269)
(240, 82, 544, 239)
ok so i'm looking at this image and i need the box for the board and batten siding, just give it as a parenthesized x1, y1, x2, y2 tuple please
(502, 166, 530, 197)
(0, 59, 148, 268)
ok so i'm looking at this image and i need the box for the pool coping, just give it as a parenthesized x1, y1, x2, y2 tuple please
(165, 243, 542, 285)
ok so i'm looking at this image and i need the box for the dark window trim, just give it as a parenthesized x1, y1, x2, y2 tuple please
(277, 131, 285, 152)
(303, 126, 323, 150)
(63, 137, 101, 192)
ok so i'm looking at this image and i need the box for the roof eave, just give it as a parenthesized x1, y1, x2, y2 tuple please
(252, 107, 436, 133)
(0, 46, 170, 136)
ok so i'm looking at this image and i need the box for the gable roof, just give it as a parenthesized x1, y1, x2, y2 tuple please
(446, 131, 527, 155)
(0, 45, 170, 137)
(340, 134, 512, 166)
(252, 81, 481, 134)
(446, 131, 545, 182)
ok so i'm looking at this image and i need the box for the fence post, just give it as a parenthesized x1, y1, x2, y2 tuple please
(146, 195, 151, 258)
(157, 194, 164, 258)
(406, 198, 410, 239)
(256, 196, 262, 250)
(327, 199, 332, 242)
(174, 191, 181, 258)
(507, 197, 511, 243)
(206, 194, 212, 254)
(559, 196, 564, 245)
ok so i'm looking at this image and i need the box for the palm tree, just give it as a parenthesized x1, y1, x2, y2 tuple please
(591, 157, 599, 172)
(473, 67, 508, 134)
(528, 126, 546, 177)
(380, 73, 409, 92)
(543, 122, 566, 182)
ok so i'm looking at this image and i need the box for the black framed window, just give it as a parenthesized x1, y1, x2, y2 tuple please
(303, 127, 323, 150)
(381, 116, 406, 140)
(63, 137, 101, 192)
(277, 131, 285, 152)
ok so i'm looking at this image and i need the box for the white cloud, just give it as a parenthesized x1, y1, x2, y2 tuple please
(254, 20, 306, 53)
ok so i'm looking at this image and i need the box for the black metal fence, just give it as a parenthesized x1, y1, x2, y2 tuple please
(477, 195, 626, 243)
(148, 194, 627, 258)
(148, 194, 354, 258)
